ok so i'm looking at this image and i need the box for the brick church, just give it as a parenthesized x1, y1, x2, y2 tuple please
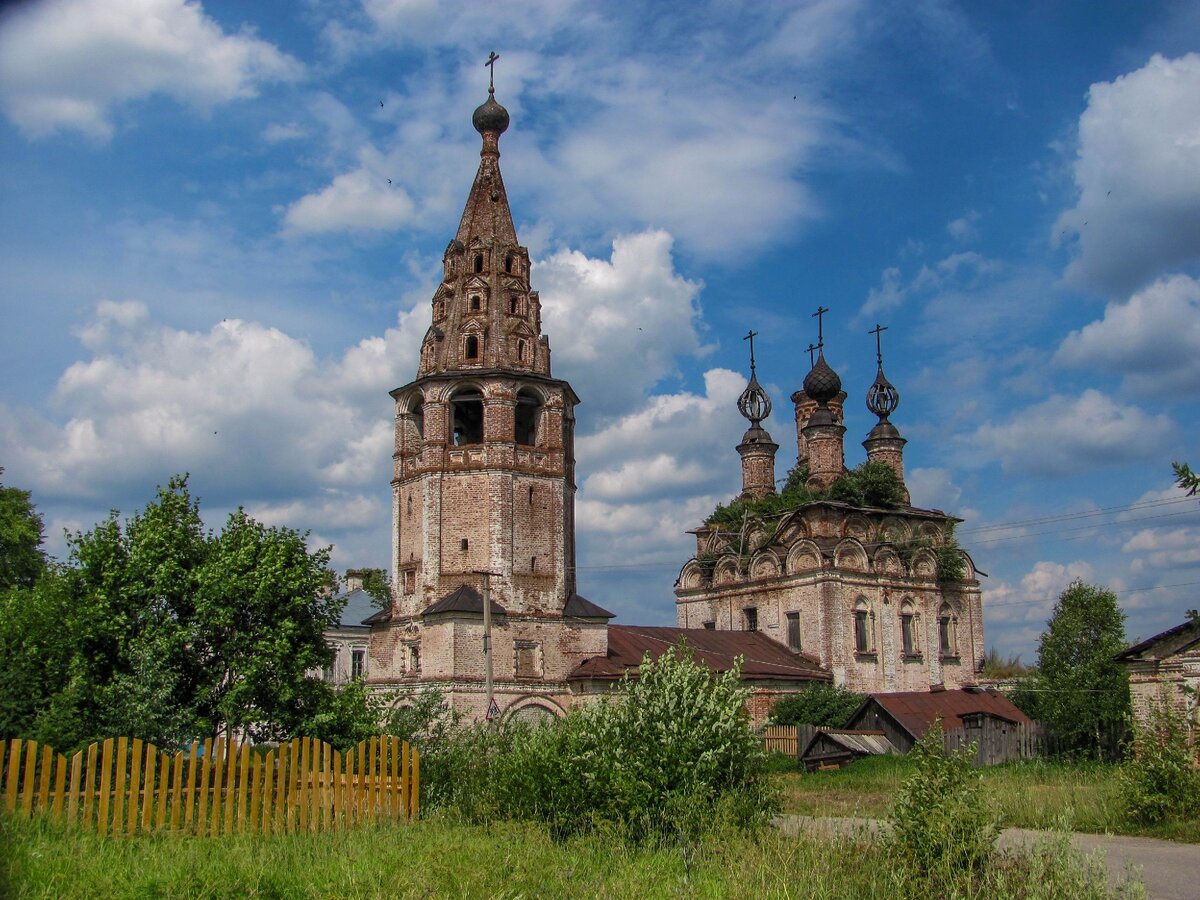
(363, 80, 985, 722)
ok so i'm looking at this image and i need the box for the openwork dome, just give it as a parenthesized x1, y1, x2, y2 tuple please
(866, 366, 900, 420)
(737, 373, 772, 426)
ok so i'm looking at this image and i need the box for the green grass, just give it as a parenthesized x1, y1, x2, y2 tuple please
(776, 756, 1200, 843)
(1, 810, 1134, 899)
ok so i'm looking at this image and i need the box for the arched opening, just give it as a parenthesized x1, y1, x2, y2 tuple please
(464, 335, 480, 360)
(514, 389, 541, 444)
(451, 389, 484, 445)
(473, 253, 483, 273)
(413, 401, 424, 437)
(854, 599, 872, 654)
(939, 603, 956, 657)
(900, 600, 916, 656)
(517, 339, 526, 362)
(504, 253, 514, 273)
(509, 296, 519, 315)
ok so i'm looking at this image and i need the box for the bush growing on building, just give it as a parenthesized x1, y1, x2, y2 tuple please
(1119, 695, 1200, 826)
(768, 683, 865, 728)
(888, 719, 998, 889)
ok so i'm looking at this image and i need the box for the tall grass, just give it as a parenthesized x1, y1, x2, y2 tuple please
(1, 811, 1134, 899)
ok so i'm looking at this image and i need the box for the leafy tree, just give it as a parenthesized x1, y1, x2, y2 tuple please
(768, 682, 865, 728)
(0, 468, 46, 590)
(358, 567, 392, 610)
(1025, 580, 1130, 759)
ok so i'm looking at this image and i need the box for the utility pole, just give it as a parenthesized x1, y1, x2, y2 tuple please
(475, 570, 502, 722)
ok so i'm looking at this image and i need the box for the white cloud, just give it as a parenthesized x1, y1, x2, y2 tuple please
(0, 0, 301, 140)
(537, 231, 709, 420)
(970, 389, 1174, 476)
(947, 209, 980, 241)
(984, 560, 1095, 654)
(907, 467, 962, 514)
(1055, 274, 1200, 394)
(283, 148, 417, 233)
(857, 251, 1000, 320)
(1056, 53, 1200, 295)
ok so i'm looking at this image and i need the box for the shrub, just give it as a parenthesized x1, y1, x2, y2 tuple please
(1119, 696, 1200, 825)
(768, 683, 865, 728)
(888, 719, 998, 888)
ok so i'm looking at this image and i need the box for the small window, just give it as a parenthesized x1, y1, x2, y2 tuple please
(744, 607, 758, 632)
(530, 555, 537, 572)
(528, 485, 534, 504)
(515, 642, 539, 678)
(474, 253, 483, 273)
(702, 621, 716, 630)
(505, 254, 514, 273)
(434, 299, 445, 319)
(410, 643, 420, 674)
(509, 296, 519, 315)
(517, 339, 526, 362)
(460, 538, 469, 551)
(351, 649, 366, 680)
(464, 335, 480, 360)
(786, 612, 801, 652)
(470, 295, 481, 311)
(901, 603, 916, 656)
(403, 570, 416, 594)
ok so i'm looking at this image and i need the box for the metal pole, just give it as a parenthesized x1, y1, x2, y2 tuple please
(477, 570, 497, 722)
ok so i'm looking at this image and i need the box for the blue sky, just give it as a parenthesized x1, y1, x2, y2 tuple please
(1, 0, 1198, 660)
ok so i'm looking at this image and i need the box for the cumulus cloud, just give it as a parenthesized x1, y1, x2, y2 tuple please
(0, 0, 301, 140)
(984, 560, 1095, 654)
(283, 160, 416, 233)
(858, 251, 1000, 320)
(1056, 53, 1200, 295)
(970, 389, 1174, 476)
(947, 210, 980, 241)
(537, 231, 708, 420)
(1055, 274, 1200, 394)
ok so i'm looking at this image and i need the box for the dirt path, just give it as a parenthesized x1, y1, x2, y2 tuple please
(774, 816, 1200, 899)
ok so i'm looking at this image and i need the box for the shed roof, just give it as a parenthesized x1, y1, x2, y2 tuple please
(1115, 619, 1200, 662)
(567, 625, 830, 682)
(802, 729, 897, 758)
(857, 687, 1031, 739)
(563, 593, 615, 619)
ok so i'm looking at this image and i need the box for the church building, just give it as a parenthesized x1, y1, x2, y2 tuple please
(363, 75, 985, 721)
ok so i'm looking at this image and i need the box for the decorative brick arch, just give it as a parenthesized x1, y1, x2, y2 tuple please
(873, 546, 903, 576)
(714, 556, 741, 586)
(786, 539, 823, 574)
(749, 550, 781, 580)
(834, 538, 870, 573)
(910, 548, 938, 580)
(678, 559, 707, 590)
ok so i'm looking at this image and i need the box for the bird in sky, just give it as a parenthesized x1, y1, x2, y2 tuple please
(379, 99, 384, 108)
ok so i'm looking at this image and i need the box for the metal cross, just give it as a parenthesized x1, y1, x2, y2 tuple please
(812, 305, 829, 349)
(869, 323, 888, 367)
(484, 51, 500, 90)
(806, 343, 818, 367)
(743, 330, 759, 375)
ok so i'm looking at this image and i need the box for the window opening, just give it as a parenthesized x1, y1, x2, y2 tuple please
(528, 485, 534, 504)
(901, 604, 916, 655)
(464, 335, 480, 360)
(413, 402, 424, 438)
(460, 538, 469, 551)
(744, 607, 758, 632)
(451, 389, 484, 444)
(509, 296, 519, 315)
(403, 570, 416, 594)
(702, 621, 716, 630)
(786, 611, 801, 652)
(530, 555, 537, 572)
(515, 642, 538, 678)
(505, 254, 513, 273)
(351, 649, 366, 680)
(939, 604, 954, 656)
(410, 643, 420, 674)
(854, 602, 871, 654)
(474, 253, 483, 273)
(514, 389, 541, 445)
(470, 295, 481, 311)
(517, 339, 526, 362)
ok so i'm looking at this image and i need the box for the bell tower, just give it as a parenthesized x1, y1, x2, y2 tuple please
(370, 72, 610, 714)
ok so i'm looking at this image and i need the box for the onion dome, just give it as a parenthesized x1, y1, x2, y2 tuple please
(803, 350, 841, 405)
(472, 88, 510, 136)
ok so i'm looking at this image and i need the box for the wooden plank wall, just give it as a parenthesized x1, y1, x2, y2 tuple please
(761, 725, 817, 758)
(0, 736, 419, 835)
(943, 720, 1040, 766)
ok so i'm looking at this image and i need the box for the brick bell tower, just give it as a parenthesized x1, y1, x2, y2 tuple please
(368, 73, 611, 717)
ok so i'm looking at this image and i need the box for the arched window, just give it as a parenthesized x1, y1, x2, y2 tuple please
(514, 389, 541, 444)
(413, 401, 424, 437)
(434, 299, 445, 319)
(451, 389, 484, 445)
(939, 603, 956, 657)
(464, 335, 480, 360)
(854, 599, 872, 654)
(509, 296, 519, 315)
(473, 253, 483, 273)
(504, 254, 514, 273)
(900, 600, 917, 656)
(517, 339, 526, 362)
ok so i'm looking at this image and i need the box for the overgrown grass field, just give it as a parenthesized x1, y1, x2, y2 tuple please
(1, 812, 1131, 899)
(775, 755, 1200, 843)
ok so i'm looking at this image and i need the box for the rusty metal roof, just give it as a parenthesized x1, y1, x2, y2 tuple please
(857, 687, 1032, 739)
(567, 625, 830, 682)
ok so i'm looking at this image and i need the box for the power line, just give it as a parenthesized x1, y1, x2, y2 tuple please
(957, 495, 1194, 536)
(985, 579, 1200, 610)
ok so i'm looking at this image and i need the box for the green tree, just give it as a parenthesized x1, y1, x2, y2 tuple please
(768, 682, 865, 727)
(1173, 460, 1199, 496)
(0, 468, 46, 590)
(358, 567, 392, 610)
(1028, 580, 1130, 759)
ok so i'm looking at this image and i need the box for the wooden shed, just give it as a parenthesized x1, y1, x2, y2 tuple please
(800, 729, 897, 771)
(845, 686, 1035, 765)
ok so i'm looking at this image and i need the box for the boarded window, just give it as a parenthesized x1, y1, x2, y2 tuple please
(515, 642, 539, 678)
(939, 604, 955, 656)
(744, 607, 758, 632)
(854, 604, 871, 654)
(901, 604, 916, 655)
(786, 611, 801, 651)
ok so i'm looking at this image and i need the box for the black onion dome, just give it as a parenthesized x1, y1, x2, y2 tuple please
(803, 351, 841, 404)
(472, 90, 510, 135)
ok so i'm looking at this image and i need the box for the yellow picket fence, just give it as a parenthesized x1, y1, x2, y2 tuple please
(0, 735, 419, 835)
